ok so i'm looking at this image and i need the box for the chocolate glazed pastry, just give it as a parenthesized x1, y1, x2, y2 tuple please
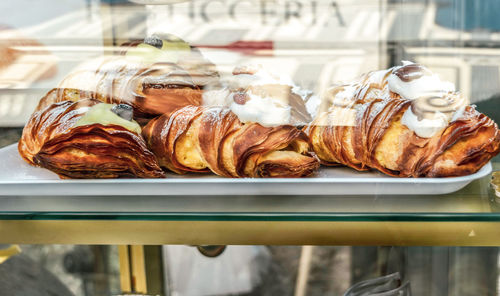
(142, 106, 319, 178)
(306, 63, 500, 177)
(18, 98, 165, 179)
(55, 60, 203, 125)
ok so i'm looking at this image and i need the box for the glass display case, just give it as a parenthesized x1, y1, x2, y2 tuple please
(0, 0, 500, 295)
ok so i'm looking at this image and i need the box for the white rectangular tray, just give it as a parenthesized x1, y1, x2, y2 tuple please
(0, 144, 492, 196)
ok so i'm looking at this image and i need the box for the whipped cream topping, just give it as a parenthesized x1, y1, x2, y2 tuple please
(305, 93, 321, 119)
(202, 88, 232, 107)
(387, 61, 467, 138)
(230, 93, 291, 127)
(332, 85, 358, 107)
(202, 84, 294, 127)
(451, 105, 467, 122)
(401, 108, 448, 138)
(202, 66, 313, 126)
(387, 70, 455, 101)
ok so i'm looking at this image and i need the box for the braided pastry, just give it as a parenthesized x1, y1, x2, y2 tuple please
(142, 105, 319, 177)
(306, 62, 500, 177)
(18, 97, 164, 179)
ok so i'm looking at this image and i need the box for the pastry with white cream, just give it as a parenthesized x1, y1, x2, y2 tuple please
(307, 62, 500, 177)
(141, 65, 320, 178)
(202, 65, 314, 127)
(142, 105, 319, 178)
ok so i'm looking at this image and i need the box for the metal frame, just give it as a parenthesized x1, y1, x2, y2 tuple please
(0, 220, 500, 246)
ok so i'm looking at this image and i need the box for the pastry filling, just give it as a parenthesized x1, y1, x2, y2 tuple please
(387, 61, 468, 138)
(74, 103, 142, 134)
(401, 107, 448, 139)
(230, 92, 292, 127)
(387, 61, 456, 101)
(125, 35, 191, 65)
(202, 65, 315, 126)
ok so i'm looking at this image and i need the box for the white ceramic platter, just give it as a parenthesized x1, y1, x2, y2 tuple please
(0, 144, 491, 196)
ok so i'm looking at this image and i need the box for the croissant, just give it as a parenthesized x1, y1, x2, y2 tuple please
(18, 97, 165, 179)
(53, 58, 204, 124)
(142, 105, 319, 178)
(306, 62, 500, 177)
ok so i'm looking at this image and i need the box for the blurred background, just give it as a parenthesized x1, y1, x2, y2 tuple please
(0, 0, 499, 295)
(0, 0, 499, 128)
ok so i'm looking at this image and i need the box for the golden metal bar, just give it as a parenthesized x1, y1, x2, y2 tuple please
(0, 220, 499, 246)
(118, 245, 132, 293)
(143, 246, 164, 295)
(130, 245, 147, 294)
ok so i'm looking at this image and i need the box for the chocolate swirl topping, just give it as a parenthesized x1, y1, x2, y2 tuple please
(306, 63, 500, 178)
(411, 92, 468, 121)
(393, 63, 432, 82)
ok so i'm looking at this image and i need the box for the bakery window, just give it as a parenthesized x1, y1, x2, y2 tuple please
(0, 0, 499, 296)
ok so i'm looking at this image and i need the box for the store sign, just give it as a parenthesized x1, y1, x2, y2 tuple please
(159, 0, 346, 26)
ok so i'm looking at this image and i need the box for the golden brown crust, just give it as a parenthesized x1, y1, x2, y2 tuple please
(19, 98, 164, 179)
(20, 99, 95, 164)
(307, 70, 500, 178)
(53, 58, 206, 124)
(120, 39, 220, 88)
(34, 88, 106, 113)
(34, 124, 165, 179)
(142, 106, 319, 178)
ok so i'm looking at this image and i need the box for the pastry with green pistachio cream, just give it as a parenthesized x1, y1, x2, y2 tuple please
(54, 34, 219, 125)
(18, 97, 165, 179)
(75, 103, 142, 135)
(123, 33, 220, 88)
(125, 34, 191, 65)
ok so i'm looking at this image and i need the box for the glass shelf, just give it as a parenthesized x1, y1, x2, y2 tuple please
(0, 163, 497, 221)
(0, 164, 497, 246)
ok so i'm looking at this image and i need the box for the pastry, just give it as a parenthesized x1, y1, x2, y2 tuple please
(18, 97, 165, 179)
(121, 33, 219, 88)
(56, 58, 203, 124)
(142, 105, 319, 178)
(49, 35, 218, 124)
(202, 64, 315, 126)
(306, 62, 500, 177)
